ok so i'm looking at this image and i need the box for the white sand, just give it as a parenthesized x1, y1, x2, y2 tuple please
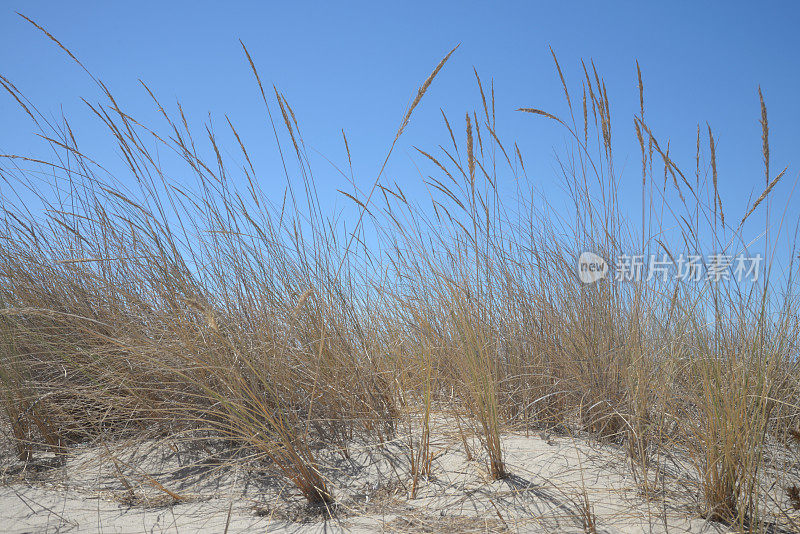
(1, 424, 748, 534)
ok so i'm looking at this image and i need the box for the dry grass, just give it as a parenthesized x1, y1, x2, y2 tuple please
(1, 16, 800, 532)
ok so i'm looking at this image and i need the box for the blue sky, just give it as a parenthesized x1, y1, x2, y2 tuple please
(2, 2, 800, 277)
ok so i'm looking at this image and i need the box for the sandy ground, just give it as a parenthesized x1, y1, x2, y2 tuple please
(0, 421, 768, 533)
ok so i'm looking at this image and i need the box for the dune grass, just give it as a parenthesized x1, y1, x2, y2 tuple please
(1, 18, 800, 531)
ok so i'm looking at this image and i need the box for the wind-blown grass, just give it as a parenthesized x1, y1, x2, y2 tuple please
(1, 17, 799, 531)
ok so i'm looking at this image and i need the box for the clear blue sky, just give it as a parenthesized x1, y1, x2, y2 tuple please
(2, 2, 800, 273)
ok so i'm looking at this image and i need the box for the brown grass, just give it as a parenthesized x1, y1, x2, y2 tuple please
(1, 17, 799, 532)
